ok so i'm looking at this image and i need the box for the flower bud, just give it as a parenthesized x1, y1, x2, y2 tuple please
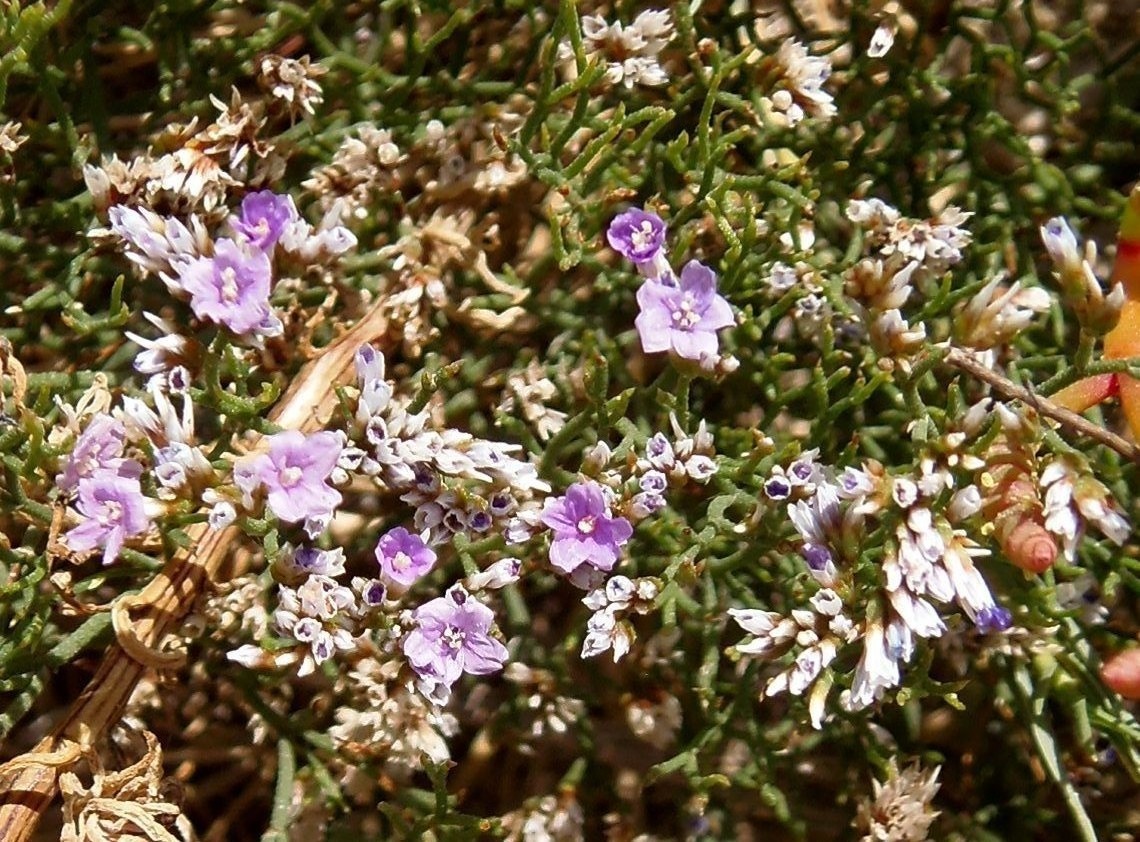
(1101, 649, 1140, 700)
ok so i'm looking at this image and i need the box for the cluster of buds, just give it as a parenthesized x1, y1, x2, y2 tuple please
(635, 415, 718, 489)
(1040, 217, 1124, 335)
(730, 587, 858, 727)
(581, 574, 660, 661)
(847, 198, 972, 277)
(348, 344, 549, 543)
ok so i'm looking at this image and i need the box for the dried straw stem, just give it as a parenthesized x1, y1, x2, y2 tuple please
(0, 302, 390, 841)
(943, 346, 1140, 463)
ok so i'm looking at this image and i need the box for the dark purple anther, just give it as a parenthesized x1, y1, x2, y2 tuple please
(801, 542, 833, 571)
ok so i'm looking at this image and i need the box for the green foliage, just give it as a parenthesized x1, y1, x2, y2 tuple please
(2, 1, 1140, 840)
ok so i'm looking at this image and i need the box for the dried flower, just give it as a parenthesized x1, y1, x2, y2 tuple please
(769, 39, 836, 125)
(0, 121, 26, 154)
(855, 759, 941, 842)
(559, 10, 673, 88)
(258, 54, 326, 117)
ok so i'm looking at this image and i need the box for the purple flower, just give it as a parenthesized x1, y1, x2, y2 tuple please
(178, 238, 277, 335)
(63, 472, 152, 564)
(764, 475, 792, 501)
(239, 430, 343, 525)
(56, 414, 140, 494)
(403, 584, 509, 692)
(975, 605, 1013, 634)
(801, 542, 833, 571)
(375, 526, 437, 588)
(607, 208, 667, 266)
(634, 260, 734, 361)
(232, 191, 299, 251)
(540, 481, 633, 578)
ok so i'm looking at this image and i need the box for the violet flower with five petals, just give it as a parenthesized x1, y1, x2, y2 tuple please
(236, 430, 343, 525)
(375, 526, 437, 588)
(178, 238, 278, 335)
(634, 260, 734, 361)
(232, 191, 299, 251)
(56, 413, 140, 494)
(607, 208, 667, 266)
(403, 584, 509, 694)
(63, 472, 152, 565)
(540, 481, 633, 580)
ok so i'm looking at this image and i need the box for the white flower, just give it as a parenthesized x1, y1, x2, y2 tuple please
(772, 39, 835, 124)
(844, 620, 901, 711)
(891, 477, 919, 508)
(558, 9, 673, 89)
(847, 198, 901, 229)
(1040, 458, 1130, 559)
(947, 485, 982, 522)
(765, 261, 798, 293)
(868, 24, 896, 58)
(1040, 217, 1081, 271)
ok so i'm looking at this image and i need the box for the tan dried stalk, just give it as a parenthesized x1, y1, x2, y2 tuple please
(0, 302, 390, 841)
(942, 346, 1140, 462)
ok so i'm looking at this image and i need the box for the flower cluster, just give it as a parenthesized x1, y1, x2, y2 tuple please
(608, 209, 735, 367)
(58, 413, 152, 565)
(738, 445, 1021, 723)
(349, 344, 549, 544)
(1040, 216, 1125, 334)
(847, 198, 972, 275)
(1040, 457, 1130, 560)
(557, 10, 673, 89)
(767, 39, 836, 126)
(107, 189, 356, 374)
(581, 574, 660, 661)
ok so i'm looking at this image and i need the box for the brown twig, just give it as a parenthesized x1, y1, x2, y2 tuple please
(0, 302, 390, 841)
(942, 346, 1140, 462)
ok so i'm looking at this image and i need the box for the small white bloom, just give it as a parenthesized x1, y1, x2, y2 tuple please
(868, 24, 896, 58)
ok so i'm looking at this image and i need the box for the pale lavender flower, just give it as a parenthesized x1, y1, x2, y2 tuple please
(63, 472, 152, 564)
(375, 526, 437, 588)
(237, 430, 343, 525)
(635, 260, 734, 361)
(178, 238, 278, 335)
(403, 584, 509, 694)
(607, 209, 668, 273)
(232, 190, 299, 251)
(540, 481, 633, 579)
(56, 413, 138, 494)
